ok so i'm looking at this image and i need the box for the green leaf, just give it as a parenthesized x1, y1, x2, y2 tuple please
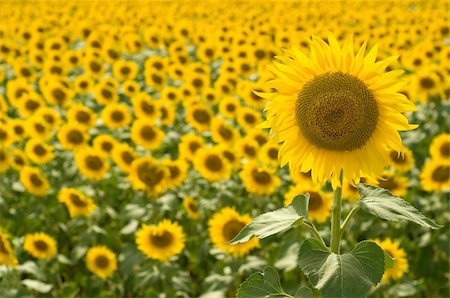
(383, 249, 395, 270)
(298, 238, 385, 298)
(294, 287, 313, 298)
(358, 184, 442, 229)
(229, 194, 309, 244)
(237, 266, 291, 298)
(22, 279, 53, 293)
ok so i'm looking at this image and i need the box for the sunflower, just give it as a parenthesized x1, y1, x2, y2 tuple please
(0, 148, 8, 173)
(373, 238, 408, 282)
(236, 137, 259, 161)
(131, 119, 164, 150)
(58, 187, 97, 218)
(420, 159, 450, 192)
(25, 116, 52, 140)
(73, 75, 94, 94)
(9, 149, 28, 171)
(178, 134, 204, 162)
(387, 146, 415, 173)
(193, 146, 232, 181)
(20, 166, 50, 196)
(259, 143, 280, 167)
(0, 231, 18, 268)
(23, 232, 57, 259)
(132, 93, 161, 120)
(86, 246, 117, 279)
(101, 103, 132, 129)
(159, 104, 176, 126)
(183, 197, 200, 219)
(160, 87, 180, 104)
(136, 219, 185, 262)
(75, 147, 109, 181)
(236, 107, 261, 131)
(208, 207, 259, 257)
(211, 117, 239, 145)
(342, 177, 369, 202)
(16, 92, 45, 117)
(111, 143, 137, 173)
(284, 184, 332, 223)
(66, 104, 97, 129)
(25, 138, 54, 164)
(93, 134, 117, 157)
(0, 125, 14, 147)
(260, 34, 417, 188)
(8, 119, 27, 142)
(429, 133, 450, 162)
(94, 84, 118, 105)
(57, 123, 89, 151)
(186, 103, 213, 132)
(376, 171, 409, 197)
(163, 158, 188, 189)
(34, 107, 61, 131)
(129, 156, 169, 195)
(113, 60, 138, 82)
(239, 161, 281, 196)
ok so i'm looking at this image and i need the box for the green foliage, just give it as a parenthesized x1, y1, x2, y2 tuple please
(229, 194, 310, 244)
(358, 184, 442, 229)
(298, 239, 385, 298)
(237, 266, 312, 298)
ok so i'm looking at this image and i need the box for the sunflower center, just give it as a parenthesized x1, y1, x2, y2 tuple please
(389, 151, 407, 164)
(431, 165, 450, 182)
(137, 162, 164, 187)
(30, 174, 43, 187)
(101, 142, 113, 152)
(244, 145, 256, 157)
(141, 101, 154, 114)
(218, 125, 232, 140)
(85, 156, 103, 170)
(251, 169, 272, 185)
(189, 142, 201, 153)
(26, 99, 40, 110)
(33, 144, 47, 156)
(222, 219, 246, 242)
(111, 111, 124, 122)
(193, 109, 211, 124)
(67, 130, 83, 144)
(169, 165, 180, 179)
(268, 148, 278, 159)
(121, 151, 134, 164)
(76, 111, 91, 123)
(14, 125, 24, 135)
(223, 151, 235, 163)
(419, 77, 435, 89)
(34, 240, 48, 252)
(188, 201, 197, 212)
(244, 114, 256, 124)
(94, 255, 110, 268)
(150, 231, 173, 248)
(296, 72, 378, 151)
(378, 175, 398, 191)
(69, 193, 88, 207)
(140, 126, 156, 141)
(205, 155, 223, 171)
(308, 192, 323, 211)
(52, 89, 66, 102)
(440, 142, 450, 157)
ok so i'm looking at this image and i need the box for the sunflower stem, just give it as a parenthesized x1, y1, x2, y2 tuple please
(330, 171, 343, 254)
(304, 222, 326, 247)
(340, 204, 360, 237)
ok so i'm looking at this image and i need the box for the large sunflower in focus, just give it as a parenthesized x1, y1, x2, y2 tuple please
(260, 34, 417, 188)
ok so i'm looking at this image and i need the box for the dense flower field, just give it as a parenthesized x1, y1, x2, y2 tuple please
(0, 0, 449, 297)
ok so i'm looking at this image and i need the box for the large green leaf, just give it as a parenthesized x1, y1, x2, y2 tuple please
(237, 266, 312, 298)
(298, 238, 385, 298)
(358, 184, 442, 229)
(229, 194, 309, 244)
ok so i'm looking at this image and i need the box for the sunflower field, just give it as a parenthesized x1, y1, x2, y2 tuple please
(0, 0, 449, 297)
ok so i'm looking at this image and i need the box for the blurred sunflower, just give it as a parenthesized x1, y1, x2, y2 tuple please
(178, 134, 204, 162)
(163, 159, 188, 188)
(208, 207, 259, 257)
(239, 161, 281, 195)
(20, 166, 50, 196)
(186, 103, 213, 132)
(429, 133, 450, 162)
(111, 143, 137, 173)
(101, 103, 132, 129)
(129, 156, 169, 195)
(66, 104, 97, 129)
(75, 147, 109, 181)
(194, 146, 232, 181)
(136, 219, 185, 262)
(0, 231, 18, 268)
(373, 238, 408, 282)
(132, 93, 161, 120)
(9, 149, 28, 171)
(387, 146, 415, 173)
(93, 134, 117, 157)
(183, 197, 200, 219)
(261, 34, 417, 188)
(376, 171, 409, 197)
(284, 184, 332, 223)
(23, 232, 57, 259)
(25, 138, 54, 164)
(58, 187, 96, 218)
(86, 246, 117, 279)
(131, 119, 164, 150)
(420, 159, 450, 192)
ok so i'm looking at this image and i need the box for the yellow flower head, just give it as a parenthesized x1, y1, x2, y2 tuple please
(260, 34, 417, 188)
(136, 219, 185, 262)
(58, 187, 97, 218)
(0, 231, 18, 268)
(23, 232, 57, 259)
(86, 246, 117, 279)
(373, 238, 408, 282)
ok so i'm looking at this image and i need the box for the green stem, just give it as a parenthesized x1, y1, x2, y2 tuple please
(304, 222, 326, 247)
(340, 204, 360, 238)
(330, 171, 343, 254)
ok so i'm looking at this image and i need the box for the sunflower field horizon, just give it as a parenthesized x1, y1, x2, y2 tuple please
(0, 1, 449, 298)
